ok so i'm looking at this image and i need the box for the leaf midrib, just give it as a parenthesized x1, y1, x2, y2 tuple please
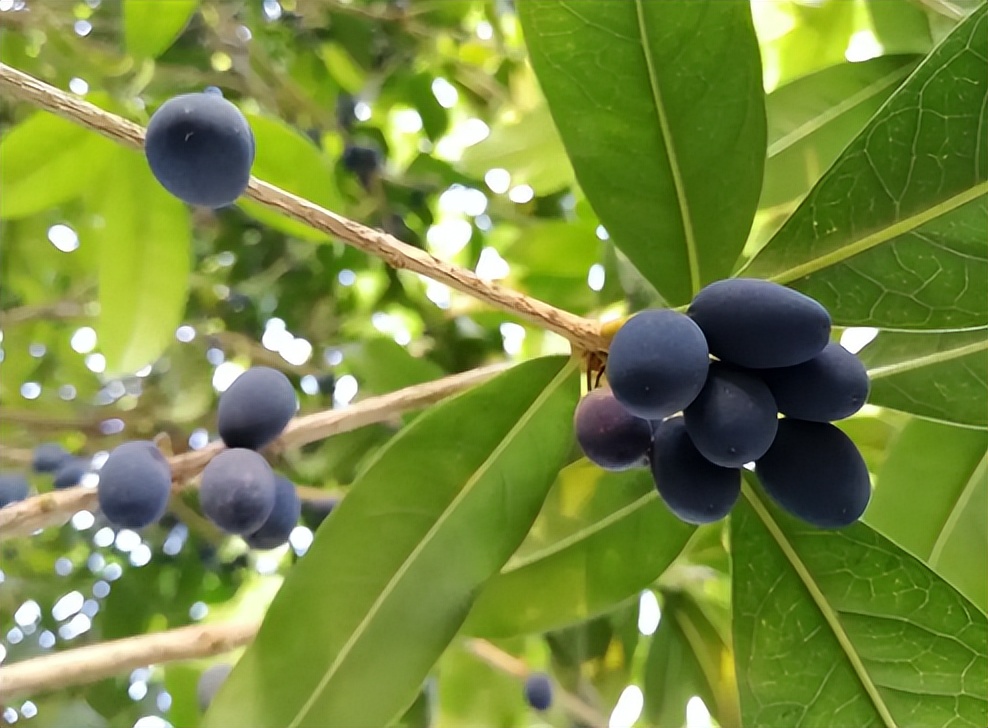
(633, 0, 701, 297)
(741, 481, 899, 728)
(867, 337, 988, 380)
(930, 452, 988, 566)
(767, 64, 914, 159)
(760, 182, 988, 285)
(286, 359, 576, 728)
(504, 490, 657, 571)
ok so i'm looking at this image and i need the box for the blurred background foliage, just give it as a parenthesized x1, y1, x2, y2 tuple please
(0, 1, 984, 727)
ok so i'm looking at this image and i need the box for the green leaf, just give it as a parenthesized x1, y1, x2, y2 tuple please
(0, 112, 114, 219)
(341, 338, 444, 395)
(761, 56, 919, 210)
(464, 461, 694, 637)
(733, 481, 988, 728)
(123, 0, 199, 59)
(644, 592, 736, 728)
(868, 419, 988, 611)
(93, 148, 190, 375)
(518, 0, 766, 305)
(238, 114, 342, 241)
(860, 328, 988, 428)
(744, 7, 988, 330)
(459, 103, 574, 195)
(203, 357, 579, 728)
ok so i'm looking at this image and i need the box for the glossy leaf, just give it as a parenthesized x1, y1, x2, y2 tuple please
(123, 0, 199, 58)
(203, 357, 579, 728)
(93, 148, 190, 375)
(238, 114, 342, 241)
(733, 481, 988, 728)
(0, 112, 113, 219)
(868, 419, 988, 611)
(464, 461, 694, 637)
(860, 329, 988, 428)
(761, 56, 918, 209)
(745, 7, 988, 330)
(519, 0, 766, 305)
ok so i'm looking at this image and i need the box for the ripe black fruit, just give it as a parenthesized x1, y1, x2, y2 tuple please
(197, 663, 233, 712)
(761, 343, 870, 422)
(684, 363, 778, 467)
(688, 279, 831, 368)
(0, 473, 29, 508)
(607, 309, 710, 420)
(32, 442, 71, 473)
(145, 92, 255, 208)
(574, 388, 652, 471)
(245, 474, 301, 550)
(651, 418, 740, 524)
(200, 449, 276, 535)
(341, 144, 381, 188)
(53, 458, 89, 490)
(217, 367, 297, 451)
(97, 441, 172, 528)
(524, 672, 553, 711)
(755, 419, 870, 528)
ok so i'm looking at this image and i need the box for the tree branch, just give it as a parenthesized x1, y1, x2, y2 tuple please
(0, 363, 509, 541)
(0, 63, 606, 354)
(463, 638, 610, 728)
(0, 620, 259, 701)
(0, 619, 608, 728)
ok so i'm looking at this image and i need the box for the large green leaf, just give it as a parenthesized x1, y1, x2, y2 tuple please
(203, 357, 579, 728)
(733, 481, 988, 728)
(93, 147, 190, 375)
(860, 329, 988, 428)
(868, 419, 988, 611)
(123, 0, 199, 58)
(0, 112, 114, 219)
(238, 114, 342, 242)
(464, 460, 694, 637)
(761, 56, 918, 210)
(744, 7, 988, 330)
(518, 0, 766, 305)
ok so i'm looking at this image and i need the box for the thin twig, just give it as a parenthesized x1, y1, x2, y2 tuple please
(0, 363, 509, 540)
(464, 638, 610, 728)
(0, 63, 606, 354)
(0, 620, 259, 701)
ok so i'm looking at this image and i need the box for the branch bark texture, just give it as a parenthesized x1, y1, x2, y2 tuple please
(0, 63, 606, 353)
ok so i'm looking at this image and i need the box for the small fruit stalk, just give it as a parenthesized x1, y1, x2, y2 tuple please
(575, 278, 872, 530)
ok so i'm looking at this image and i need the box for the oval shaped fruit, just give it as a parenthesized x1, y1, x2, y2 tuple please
(197, 663, 233, 712)
(32, 442, 71, 473)
(53, 458, 89, 490)
(0, 473, 30, 508)
(755, 419, 870, 528)
(200, 448, 276, 535)
(606, 309, 710, 420)
(217, 366, 298, 451)
(523, 672, 553, 711)
(761, 343, 870, 422)
(245, 474, 301, 550)
(651, 417, 741, 524)
(145, 92, 255, 208)
(684, 363, 778, 467)
(97, 441, 172, 528)
(687, 278, 831, 368)
(574, 388, 652, 471)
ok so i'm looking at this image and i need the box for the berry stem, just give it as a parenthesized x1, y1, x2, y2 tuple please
(0, 63, 606, 353)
